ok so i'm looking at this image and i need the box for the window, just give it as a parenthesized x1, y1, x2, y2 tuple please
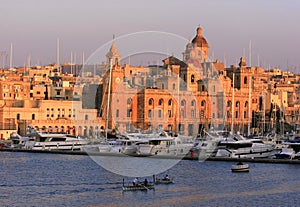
(168, 99, 172, 106)
(227, 101, 231, 107)
(148, 110, 152, 118)
(191, 100, 195, 106)
(181, 100, 185, 106)
(85, 115, 88, 120)
(158, 110, 162, 118)
(127, 98, 131, 105)
(161, 84, 164, 89)
(168, 110, 172, 118)
(201, 100, 205, 107)
(244, 111, 247, 118)
(158, 99, 163, 106)
(191, 74, 195, 83)
(16, 114, 20, 120)
(181, 109, 185, 118)
(32, 114, 35, 120)
(244, 76, 248, 84)
(200, 110, 204, 118)
(172, 83, 176, 90)
(148, 98, 153, 105)
(127, 109, 132, 117)
(236, 101, 240, 107)
(116, 109, 119, 118)
(191, 110, 195, 118)
(235, 111, 239, 118)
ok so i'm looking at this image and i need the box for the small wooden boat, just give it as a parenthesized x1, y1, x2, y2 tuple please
(231, 162, 249, 172)
(122, 184, 155, 191)
(122, 177, 155, 191)
(155, 178, 175, 184)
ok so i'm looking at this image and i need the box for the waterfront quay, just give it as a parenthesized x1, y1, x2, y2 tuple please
(2, 148, 300, 165)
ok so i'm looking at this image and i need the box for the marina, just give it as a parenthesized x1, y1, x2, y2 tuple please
(1, 151, 300, 206)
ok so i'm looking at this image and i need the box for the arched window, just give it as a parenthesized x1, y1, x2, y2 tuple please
(168, 99, 172, 106)
(172, 83, 176, 90)
(148, 98, 153, 105)
(127, 98, 131, 105)
(161, 83, 164, 89)
(181, 100, 186, 106)
(236, 101, 240, 107)
(244, 101, 248, 108)
(201, 100, 205, 107)
(158, 99, 163, 106)
(191, 100, 196, 106)
(227, 101, 232, 107)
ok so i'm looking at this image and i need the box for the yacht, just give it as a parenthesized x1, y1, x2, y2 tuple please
(215, 134, 275, 158)
(10, 132, 35, 149)
(25, 130, 90, 151)
(133, 131, 194, 157)
(190, 129, 228, 159)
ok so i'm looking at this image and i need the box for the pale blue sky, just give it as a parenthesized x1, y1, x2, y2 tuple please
(1, 0, 299, 70)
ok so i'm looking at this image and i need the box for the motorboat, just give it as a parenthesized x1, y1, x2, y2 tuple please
(190, 129, 228, 159)
(134, 131, 194, 157)
(274, 147, 295, 159)
(216, 134, 275, 159)
(25, 130, 90, 151)
(10, 132, 35, 149)
(231, 162, 249, 172)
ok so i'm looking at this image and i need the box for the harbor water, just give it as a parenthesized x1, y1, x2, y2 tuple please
(1, 151, 300, 207)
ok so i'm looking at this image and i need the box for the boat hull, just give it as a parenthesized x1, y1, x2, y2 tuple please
(231, 164, 249, 172)
(155, 178, 174, 184)
(122, 185, 155, 191)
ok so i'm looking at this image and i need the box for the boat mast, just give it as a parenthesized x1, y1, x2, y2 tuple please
(105, 58, 113, 141)
(248, 76, 251, 136)
(231, 72, 235, 134)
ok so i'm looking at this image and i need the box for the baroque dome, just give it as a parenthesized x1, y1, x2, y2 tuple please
(191, 27, 209, 48)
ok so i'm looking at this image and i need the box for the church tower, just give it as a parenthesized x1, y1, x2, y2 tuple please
(106, 42, 121, 67)
(183, 26, 209, 63)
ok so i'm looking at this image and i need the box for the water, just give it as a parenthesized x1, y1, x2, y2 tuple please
(1, 152, 300, 207)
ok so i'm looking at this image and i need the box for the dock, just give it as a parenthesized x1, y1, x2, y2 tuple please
(2, 148, 300, 164)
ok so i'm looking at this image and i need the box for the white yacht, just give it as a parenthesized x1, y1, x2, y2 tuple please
(215, 134, 275, 158)
(25, 130, 90, 151)
(10, 132, 35, 149)
(190, 130, 228, 159)
(134, 131, 194, 157)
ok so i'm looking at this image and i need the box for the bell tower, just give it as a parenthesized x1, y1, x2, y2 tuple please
(106, 42, 121, 67)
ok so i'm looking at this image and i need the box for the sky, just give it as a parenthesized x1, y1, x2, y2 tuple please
(1, 0, 300, 71)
